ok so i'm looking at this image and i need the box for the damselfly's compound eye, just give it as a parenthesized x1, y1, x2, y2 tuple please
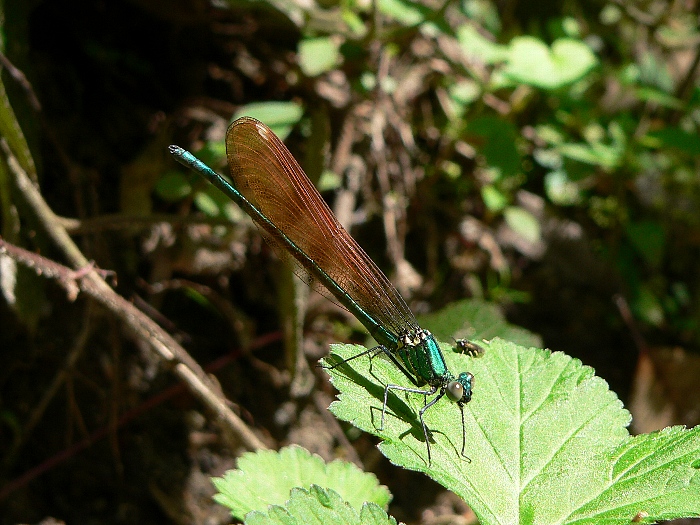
(447, 372, 474, 403)
(446, 380, 464, 402)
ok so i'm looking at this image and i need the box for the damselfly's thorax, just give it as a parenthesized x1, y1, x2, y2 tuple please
(398, 328, 431, 349)
(395, 328, 450, 385)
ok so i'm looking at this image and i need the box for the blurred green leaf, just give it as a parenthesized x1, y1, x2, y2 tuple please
(378, 0, 429, 26)
(446, 80, 481, 118)
(466, 117, 521, 179)
(557, 139, 622, 170)
(504, 206, 541, 244)
(638, 51, 674, 93)
(233, 102, 304, 140)
(318, 170, 342, 191)
(341, 9, 367, 37)
(457, 25, 508, 64)
(0, 74, 36, 183)
(635, 285, 665, 327)
(600, 4, 622, 25)
(461, 0, 501, 34)
(544, 170, 582, 206)
(299, 37, 341, 77)
(154, 171, 192, 202)
(503, 36, 598, 89)
(194, 188, 224, 217)
(481, 184, 508, 211)
(0, 54, 45, 330)
(418, 298, 542, 347)
(626, 220, 665, 268)
(645, 127, 700, 155)
(533, 148, 563, 169)
(635, 87, 684, 109)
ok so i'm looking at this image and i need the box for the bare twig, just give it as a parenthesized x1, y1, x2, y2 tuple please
(0, 237, 267, 454)
(0, 141, 266, 454)
(57, 212, 234, 235)
(0, 51, 42, 112)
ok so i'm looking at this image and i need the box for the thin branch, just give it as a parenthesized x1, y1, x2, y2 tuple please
(0, 51, 42, 112)
(0, 237, 267, 456)
(0, 141, 267, 454)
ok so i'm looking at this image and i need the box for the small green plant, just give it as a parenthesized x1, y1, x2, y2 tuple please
(214, 338, 700, 525)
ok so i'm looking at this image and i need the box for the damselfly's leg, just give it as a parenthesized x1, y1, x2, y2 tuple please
(379, 383, 438, 463)
(418, 389, 446, 465)
(380, 383, 436, 431)
(457, 403, 471, 462)
(321, 345, 385, 370)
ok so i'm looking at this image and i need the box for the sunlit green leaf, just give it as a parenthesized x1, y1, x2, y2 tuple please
(299, 37, 341, 77)
(544, 170, 581, 206)
(325, 339, 700, 524)
(233, 102, 304, 140)
(457, 25, 508, 64)
(504, 206, 540, 243)
(214, 446, 391, 521)
(418, 298, 542, 348)
(245, 486, 397, 525)
(635, 87, 684, 109)
(378, 0, 427, 26)
(481, 184, 508, 212)
(503, 36, 598, 89)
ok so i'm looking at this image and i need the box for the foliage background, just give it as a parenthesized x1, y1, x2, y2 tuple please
(0, 0, 699, 523)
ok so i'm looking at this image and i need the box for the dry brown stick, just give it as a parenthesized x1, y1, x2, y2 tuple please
(57, 212, 235, 235)
(0, 140, 266, 454)
(0, 235, 265, 454)
(0, 51, 42, 112)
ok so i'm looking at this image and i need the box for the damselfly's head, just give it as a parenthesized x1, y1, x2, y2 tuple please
(446, 372, 474, 405)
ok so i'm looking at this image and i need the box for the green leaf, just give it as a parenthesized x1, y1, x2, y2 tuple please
(0, 70, 36, 183)
(245, 486, 398, 525)
(457, 25, 509, 64)
(634, 285, 665, 327)
(446, 80, 481, 119)
(481, 184, 508, 212)
(503, 36, 598, 89)
(0, 50, 45, 330)
(232, 102, 304, 140)
(299, 37, 341, 77)
(645, 127, 700, 155)
(625, 220, 665, 268)
(465, 117, 521, 179)
(635, 87, 684, 110)
(504, 206, 541, 244)
(318, 170, 342, 192)
(154, 171, 192, 202)
(213, 445, 391, 521)
(194, 187, 227, 217)
(557, 140, 622, 170)
(324, 339, 700, 524)
(378, 0, 428, 26)
(417, 298, 542, 348)
(544, 170, 582, 206)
